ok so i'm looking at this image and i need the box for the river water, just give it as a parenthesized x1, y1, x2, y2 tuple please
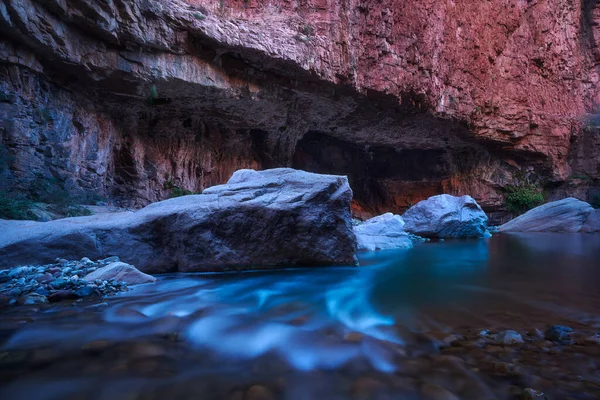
(1, 233, 600, 399)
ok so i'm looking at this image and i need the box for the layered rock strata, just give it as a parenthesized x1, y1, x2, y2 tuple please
(0, 0, 599, 219)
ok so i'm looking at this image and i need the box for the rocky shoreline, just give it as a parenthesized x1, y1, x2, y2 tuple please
(0, 257, 154, 306)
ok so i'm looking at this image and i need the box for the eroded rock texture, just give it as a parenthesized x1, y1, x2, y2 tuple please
(1, 0, 599, 219)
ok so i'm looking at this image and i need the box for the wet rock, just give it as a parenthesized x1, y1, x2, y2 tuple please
(245, 385, 274, 400)
(528, 329, 544, 339)
(545, 325, 573, 343)
(74, 286, 96, 297)
(493, 330, 524, 345)
(420, 383, 460, 400)
(499, 198, 594, 233)
(494, 362, 524, 377)
(48, 290, 78, 303)
(83, 262, 156, 286)
(585, 333, 600, 345)
(18, 292, 48, 305)
(402, 195, 488, 238)
(50, 279, 69, 289)
(522, 388, 544, 399)
(353, 212, 413, 251)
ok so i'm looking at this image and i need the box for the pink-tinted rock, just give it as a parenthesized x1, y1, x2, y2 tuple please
(0, 0, 598, 218)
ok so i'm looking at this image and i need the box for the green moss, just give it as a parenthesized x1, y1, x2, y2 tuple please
(569, 174, 593, 181)
(192, 12, 205, 20)
(62, 205, 93, 217)
(0, 192, 37, 220)
(504, 184, 545, 215)
(164, 179, 200, 198)
(170, 187, 194, 198)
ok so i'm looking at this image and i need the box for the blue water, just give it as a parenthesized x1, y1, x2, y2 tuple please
(1, 233, 600, 399)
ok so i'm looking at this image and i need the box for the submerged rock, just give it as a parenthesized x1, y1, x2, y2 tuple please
(83, 262, 155, 285)
(545, 325, 573, 343)
(492, 330, 524, 345)
(353, 213, 413, 251)
(0, 169, 357, 272)
(402, 195, 488, 238)
(499, 198, 595, 233)
(0, 256, 140, 305)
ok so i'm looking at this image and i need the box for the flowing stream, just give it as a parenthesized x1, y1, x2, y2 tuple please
(1, 233, 600, 399)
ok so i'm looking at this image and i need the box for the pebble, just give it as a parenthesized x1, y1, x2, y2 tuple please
(545, 325, 573, 343)
(0, 257, 137, 305)
(420, 383, 460, 400)
(494, 362, 524, 377)
(50, 279, 69, 289)
(493, 330, 524, 345)
(18, 293, 48, 305)
(245, 385, 274, 400)
(585, 333, 600, 345)
(522, 388, 544, 399)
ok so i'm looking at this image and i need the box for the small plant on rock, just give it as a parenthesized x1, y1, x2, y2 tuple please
(504, 184, 545, 215)
(0, 192, 37, 220)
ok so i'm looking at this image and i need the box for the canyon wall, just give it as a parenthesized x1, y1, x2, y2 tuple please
(0, 0, 599, 220)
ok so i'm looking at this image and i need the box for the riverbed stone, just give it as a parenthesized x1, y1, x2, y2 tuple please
(499, 198, 594, 233)
(18, 292, 48, 305)
(522, 388, 544, 399)
(545, 325, 573, 343)
(353, 213, 413, 251)
(83, 262, 156, 286)
(402, 194, 488, 238)
(0, 168, 357, 272)
(493, 330, 524, 345)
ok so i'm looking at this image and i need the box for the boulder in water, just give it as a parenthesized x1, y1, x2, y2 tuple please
(402, 195, 488, 238)
(354, 213, 413, 251)
(581, 209, 600, 233)
(83, 262, 156, 285)
(0, 168, 357, 272)
(499, 198, 594, 233)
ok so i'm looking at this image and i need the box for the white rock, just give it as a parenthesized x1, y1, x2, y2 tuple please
(402, 195, 488, 238)
(83, 262, 156, 285)
(354, 213, 413, 251)
(0, 168, 357, 272)
(499, 198, 594, 233)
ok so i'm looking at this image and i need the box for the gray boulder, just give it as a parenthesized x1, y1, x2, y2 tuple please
(499, 198, 595, 233)
(0, 168, 357, 272)
(402, 195, 488, 238)
(83, 262, 156, 285)
(581, 209, 600, 233)
(354, 213, 413, 251)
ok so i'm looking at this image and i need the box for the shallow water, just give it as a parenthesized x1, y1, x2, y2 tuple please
(1, 233, 600, 399)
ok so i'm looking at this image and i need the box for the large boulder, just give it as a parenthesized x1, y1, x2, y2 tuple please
(354, 213, 413, 251)
(499, 198, 595, 233)
(402, 195, 488, 238)
(0, 168, 357, 272)
(581, 209, 600, 233)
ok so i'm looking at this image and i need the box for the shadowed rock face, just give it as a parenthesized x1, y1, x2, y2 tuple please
(0, 169, 358, 272)
(0, 0, 599, 218)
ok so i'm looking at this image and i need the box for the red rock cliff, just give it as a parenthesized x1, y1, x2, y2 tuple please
(0, 0, 599, 220)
